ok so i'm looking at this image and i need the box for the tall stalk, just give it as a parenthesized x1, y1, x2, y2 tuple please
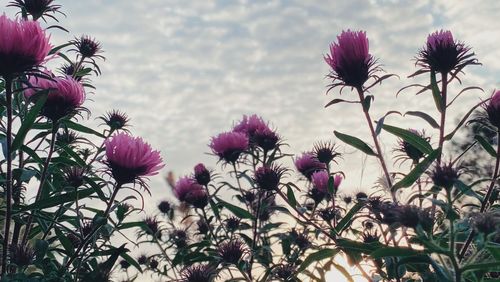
(2, 76, 13, 274)
(356, 87, 394, 201)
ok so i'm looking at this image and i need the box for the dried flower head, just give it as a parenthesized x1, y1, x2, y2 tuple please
(104, 133, 164, 186)
(416, 30, 478, 75)
(0, 14, 51, 76)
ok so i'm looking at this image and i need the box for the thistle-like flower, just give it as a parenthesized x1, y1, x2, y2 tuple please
(209, 131, 249, 164)
(294, 152, 326, 181)
(394, 129, 429, 164)
(180, 264, 218, 282)
(254, 165, 286, 191)
(99, 110, 130, 131)
(25, 73, 86, 121)
(430, 162, 460, 190)
(313, 141, 340, 165)
(173, 176, 209, 209)
(70, 35, 103, 60)
(0, 14, 51, 76)
(415, 30, 478, 75)
(193, 163, 211, 186)
(8, 0, 62, 21)
(104, 133, 164, 186)
(157, 200, 172, 214)
(325, 30, 379, 89)
(486, 90, 500, 128)
(217, 240, 247, 264)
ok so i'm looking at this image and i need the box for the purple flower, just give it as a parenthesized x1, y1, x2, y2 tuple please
(416, 30, 478, 74)
(233, 114, 269, 136)
(254, 165, 285, 191)
(234, 114, 279, 151)
(173, 176, 208, 209)
(311, 170, 329, 193)
(254, 127, 280, 152)
(104, 133, 164, 185)
(0, 14, 51, 76)
(294, 152, 326, 181)
(70, 35, 103, 60)
(325, 30, 377, 89)
(193, 163, 211, 186)
(8, 0, 62, 21)
(486, 90, 500, 127)
(210, 131, 249, 164)
(25, 73, 85, 121)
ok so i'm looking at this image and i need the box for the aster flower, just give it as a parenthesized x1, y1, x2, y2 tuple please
(415, 30, 479, 76)
(98, 110, 130, 131)
(325, 30, 380, 90)
(233, 114, 280, 151)
(430, 161, 460, 190)
(0, 14, 51, 76)
(104, 133, 164, 186)
(254, 127, 280, 152)
(70, 35, 103, 60)
(25, 73, 86, 121)
(181, 264, 217, 282)
(313, 141, 341, 165)
(173, 176, 209, 208)
(486, 90, 500, 128)
(193, 163, 211, 186)
(143, 216, 161, 238)
(8, 0, 63, 21)
(294, 152, 327, 181)
(254, 165, 286, 191)
(217, 239, 248, 264)
(209, 131, 249, 164)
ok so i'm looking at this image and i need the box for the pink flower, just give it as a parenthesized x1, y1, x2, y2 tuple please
(233, 114, 269, 137)
(324, 30, 375, 88)
(333, 174, 342, 190)
(25, 73, 85, 121)
(0, 14, 51, 76)
(193, 163, 211, 186)
(173, 176, 208, 208)
(105, 133, 164, 185)
(417, 30, 478, 74)
(486, 90, 500, 127)
(233, 115, 279, 151)
(210, 131, 249, 164)
(294, 152, 326, 181)
(311, 170, 329, 193)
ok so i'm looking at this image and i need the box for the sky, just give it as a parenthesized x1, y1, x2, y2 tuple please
(6, 0, 500, 281)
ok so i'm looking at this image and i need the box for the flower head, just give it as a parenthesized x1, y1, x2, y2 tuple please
(104, 133, 164, 185)
(325, 30, 377, 89)
(313, 141, 340, 165)
(181, 264, 218, 282)
(173, 176, 208, 208)
(431, 162, 459, 190)
(0, 14, 51, 76)
(486, 90, 500, 128)
(63, 166, 86, 188)
(416, 30, 478, 74)
(157, 200, 172, 214)
(8, 0, 62, 21)
(193, 163, 211, 186)
(254, 165, 286, 191)
(233, 114, 279, 151)
(25, 73, 86, 121)
(143, 216, 161, 238)
(210, 131, 249, 164)
(99, 110, 130, 131)
(254, 127, 279, 152)
(294, 152, 327, 181)
(70, 35, 103, 59)
(394, 129, 429, 164)
(217, 240, 247, 264)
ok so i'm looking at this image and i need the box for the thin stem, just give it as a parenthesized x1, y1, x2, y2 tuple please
(459, 130, 500, 260)
(2, 76, 13, 274)
(21, 124, 58, 245)
(356, 87, 394, 201)
(446, 190, 461, 282)
(232, 163, 250, 210)
(248, 191, 263, 280)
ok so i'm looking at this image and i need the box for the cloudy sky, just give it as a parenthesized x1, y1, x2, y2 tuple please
(7, 0, 500, 280)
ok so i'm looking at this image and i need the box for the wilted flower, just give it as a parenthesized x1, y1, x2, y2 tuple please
(254, 165, 285, 191)
(99, 110, 129, 131)
(416, 30, 478, 75)
(8, 0, 62, 21)
(193, 163, 211, 186)
(181, 264, 217, 282)
(325, 30, 378, 89)
(210, 131, 249, 164)
(25, 73, 86, 121)
(431, 162, 459, 190)
(486, 90, 500, 128)
(313, 141, 340, 165)
(217, 240, 247, 264)
(0, 14, 51, 76)
(294, 152, 327, 181)
(104, 133, 164, 185)
(9, 244, 35, 267)
(70, 35, 103, 59)
(173, 176, 208, 208)
(157, 200, 172, 214)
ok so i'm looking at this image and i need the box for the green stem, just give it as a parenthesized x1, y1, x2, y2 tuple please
(2, 76, 13, 274)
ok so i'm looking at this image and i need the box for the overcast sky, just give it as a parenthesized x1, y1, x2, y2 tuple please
(7, 0, 500, 280)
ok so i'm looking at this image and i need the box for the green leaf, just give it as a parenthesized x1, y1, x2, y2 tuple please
(362, 95, 374, 112)
(216, 198, 255, 220)
(286, 185, 297, 207)
(11, 92, 48, 151)
(59, 144, 87, 167)
(297, 249, 339, 272)
(454, 180, 482, 202)
(382, 124, 433, 154)
(63, 120, 105, 138)
(430, 71, 443, 113)
(334, 202, 364, 234)
(462, 261, 500, 272)
(19, 188, 96, 212)
(392, 149, 440, 191)
(370, 247, 423, 259)
(404, 111, 440, 129)
(475, 135, 496, 157)
(334, 131, 376, 156)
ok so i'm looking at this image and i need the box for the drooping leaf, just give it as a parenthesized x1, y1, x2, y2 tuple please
(404, 111, 440, 129)
(334, 131, 376, 156)
(216, 197, 255, 220)
(430, 71, 443, 113)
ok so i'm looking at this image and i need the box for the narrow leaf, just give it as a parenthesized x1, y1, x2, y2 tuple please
(12, 92, 48, 151)
(404, 111, 440, 129)
(382, 124, 433, 154)
(298, 249, 339, 272)
(393, 149, 440, 191)
(334, 131, 376, 156)
(475, 134, 496, 157)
